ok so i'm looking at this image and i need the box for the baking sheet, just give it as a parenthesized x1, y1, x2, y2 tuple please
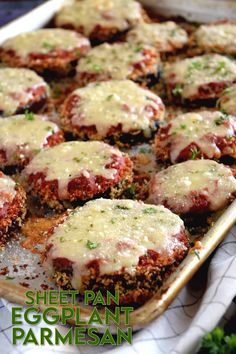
(141, 0, 236, 22)
(0, 0, 236, 329)
(1, 0, 236, 46)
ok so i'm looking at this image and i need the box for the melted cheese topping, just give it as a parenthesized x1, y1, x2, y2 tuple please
(44, 199, 185, 289)
(77, 43, 157, 80)
(55, 0, 142, 37)
(0, 68, 49, 116)
(0, 114, 60, 165)
(164, 111, 236, 163)
(195, 24, 236, 54)
(0, 174, 16, 208)
(219, 84, 236, 115)
(23, 141, 123, 199)
(68, 80, 164, 137)
(150, 160, 236, 214)
(2, 29, 90, 58)
(127, 22, 188, 52)
(164, 54, 236, 99)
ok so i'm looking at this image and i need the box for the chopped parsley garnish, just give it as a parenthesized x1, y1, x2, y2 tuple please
(60, 237, 66, 243)
(143, 207, 157, 214)
(42, 41, 55, 50)
(223, 86, 233, 95)
(92, 64, 102, 72)
(5, 276, 15, 280)
(86, 57, 92, 64)
(172, 84, 183, 96)
(125, 184, 136, 198)
(134, 46, 143, 53)
(180, 124, 187, 129)
(45, 126, 54, 132)
(190, 147, 199, 160)
(215, 113, 229, 126)
(73, 157, 81, 163)
(116, 205, 130, 210)
(139, 146, 152, 154)
(24, 110, 34, 121)
(86, 240, 100, 250)
(214, 60, 226, 74)
(106, 94, 114, 101)
(170, 29, 177, 37)
(186, 60, 203, 79)
(189, 61, 202, 71)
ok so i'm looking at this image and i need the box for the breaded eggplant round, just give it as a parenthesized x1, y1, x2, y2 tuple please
(0, 68, 49, 117)
(154, 111, 236, 163)
(0, 114, 64, 169)
(194, 21, 236, 56)
(0, 29, 91, 75)
(43, 199, 189, 306)
(0, 172, 26, 242)
(126, 21, 188, 53)
(163, 54, 236, 104)
(76, 42, 160, 87)
(60, 80, 165, 145)
(149, 160, 236, 215)
(21, 141, 133, 209)
(55, 0, 146, 42)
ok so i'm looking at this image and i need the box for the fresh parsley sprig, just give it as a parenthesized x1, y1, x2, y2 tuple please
(198, 327, 236, 354)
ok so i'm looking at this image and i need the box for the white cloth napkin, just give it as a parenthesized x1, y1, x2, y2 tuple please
(1, 225, 235, 354)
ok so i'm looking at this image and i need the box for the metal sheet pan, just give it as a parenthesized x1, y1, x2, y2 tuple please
(0, 0, 236, 329)
(141, 0, 236, 22)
